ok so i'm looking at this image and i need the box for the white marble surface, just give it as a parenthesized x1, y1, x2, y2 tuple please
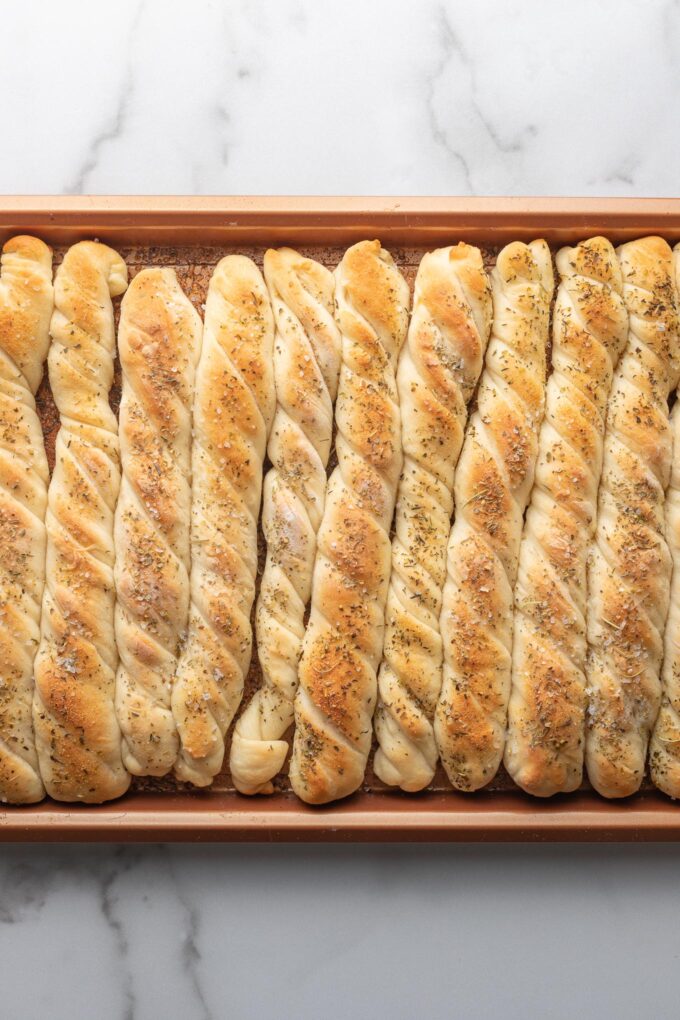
(2, 0, 680, 197)
(2, 1, 680, 1018)
(1, 842, 680, 1020)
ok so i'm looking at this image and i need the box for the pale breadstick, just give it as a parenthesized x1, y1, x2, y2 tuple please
(651, 248, 680, 796)
(0, 236, 53, 804)
(32, 241, 129, 803)
(230, 249, 341, 794)
(172, 256, 275, 786)
(114, 269, 202, 776)
(648, 244, 680, 795)
(652, 383, 680, 795)
(434, 240, 554, 791)
(289, 240, 409, 805)
(651, 407, 680, 795)
(505, 238, 628, 796)
(586, 237, 680, 798)
(373, 244, 492, 792)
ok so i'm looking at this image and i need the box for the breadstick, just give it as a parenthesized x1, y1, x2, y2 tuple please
(651, 251, 680, 801)
(505, 238, 628, 796)
(289, 239, 409, 805)
(586, 236, 680, 798)
(0, 236, 53, 803)
(33, 241, 129, 803)
(650, 396, 680, 795)
(373, 244, 492, 792)
(230, 249, 341, 794)
(114, 269, 202, 776)
(172, 256, 274, 786)
(435, 240, 554, 791)
(650, 247, 680, 797)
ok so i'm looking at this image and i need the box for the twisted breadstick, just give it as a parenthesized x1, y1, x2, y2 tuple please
(434, 240, 554, 791)
(651, 411, 680, 794)
(230, 249, 341, 794)
(172, 256, 274, 786)
(289, 240, 409, 805)
(373, 244, 492, 792)
(505, 238, 628, 796)
(0, 236, 53, 804)
(33, 241, 129, 803)
(114, 269, 202, 776)
(651, 248, 680, 797)
(586, 236, 680, 798)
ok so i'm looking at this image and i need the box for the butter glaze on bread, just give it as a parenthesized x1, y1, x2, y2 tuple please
(0, 236, 53, 803)
(172, 256, 275, 786)
(289, 240, 409, 805)
(230, 249, 341, 795)
(33, 241, 130, 803)
(505, 238, 628, 796)
(114, 268, 202, 776)
(586, 236, 680, 798)
(435, 240, 554, 792)
(373, 244, 492, 792)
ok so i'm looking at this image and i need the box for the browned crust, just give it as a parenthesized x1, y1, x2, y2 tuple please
(586, 236, 680, 799)
(289, 241, 409, 804)
(32, 242, 130, 803)
(435, 240, 554, 792)
(506, 237, 628, 797)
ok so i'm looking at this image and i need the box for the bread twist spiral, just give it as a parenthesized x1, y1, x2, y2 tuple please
(435, 240, 554, 791)
(33, 241, 130, 803)
(505, 238, 628, 796)
(0, 236, 53, 803)
(373, 244, 491, 792)
(650, 376, 680, 796)
(289, 240, 409, 805)
(586, 236, 680, 798)
(230, 249, 341, 794)
(172, 256, 275, 786)
(650, 245, 680, 797)
(114, 268, 202, 776)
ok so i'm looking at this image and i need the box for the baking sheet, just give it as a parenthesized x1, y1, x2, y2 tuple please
(3, 197, 680, 841)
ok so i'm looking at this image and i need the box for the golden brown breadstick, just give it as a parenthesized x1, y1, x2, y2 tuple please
(230, 249, 341, 794)
(373, 244, 491, 792)
(33, 241, 130, 803)
(505, 238, 628, 796)
(289, 240, 409, 805)
(114, 268, 202, 776)
(435, 240, 554, 791)
(0, 236, 53, 803)
(650, 380, 680, 798)
(172, 256, 274, 786)
(586, 237, 680, 798)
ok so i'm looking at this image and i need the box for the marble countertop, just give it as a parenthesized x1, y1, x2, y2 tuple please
(2, 1, 680, 1018)
(3, 0, 678, 197)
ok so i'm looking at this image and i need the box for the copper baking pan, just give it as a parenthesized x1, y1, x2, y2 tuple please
(3, 195, 680, 843)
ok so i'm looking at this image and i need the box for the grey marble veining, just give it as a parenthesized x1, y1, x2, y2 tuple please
(2, 0, 679, 196)
(1, 843, 680, 1019)
(2, 1, 680, 1017)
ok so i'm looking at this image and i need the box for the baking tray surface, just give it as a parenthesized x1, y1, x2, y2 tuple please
(3, 196, 680, 841)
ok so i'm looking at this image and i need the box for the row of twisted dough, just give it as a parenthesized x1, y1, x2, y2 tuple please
(252, 236, 680, 802)
(3, 236, 680, 803)
(505, 238, 629, 797)
(0, 241, 277, 802)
